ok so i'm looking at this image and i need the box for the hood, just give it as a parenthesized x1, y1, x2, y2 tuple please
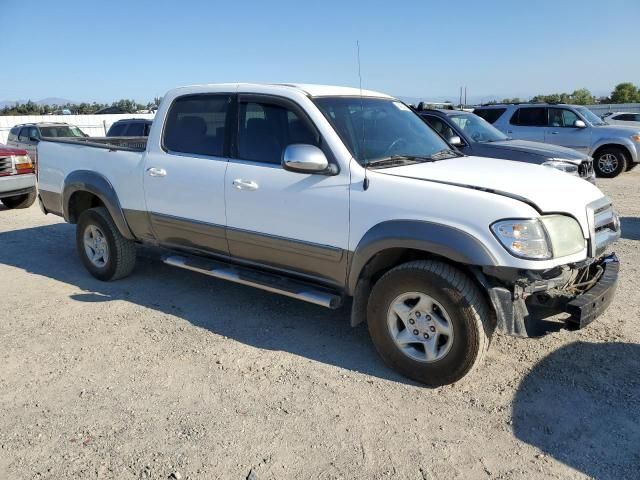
(0, 144, 28, 156)
(592, 123, 640, 135)
(377, 156, 605, 233)
(487, 139, 588, 163)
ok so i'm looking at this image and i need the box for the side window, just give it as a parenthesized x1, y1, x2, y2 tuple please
(125, 122, 144, 136)
(473, 108, 506, 124)
(510, 107, 547, 126)
(8, 127, 19, 142)
(107, 123, 126, 136)
(616, 114, 636, 121)
(163, 94, 231, 157)
(238, 101, 318, 164)
(18, 127, 31, 142)
(423, 116, 456, 139)
(549, 108, 579, 127)
(143, 122, 152, 136)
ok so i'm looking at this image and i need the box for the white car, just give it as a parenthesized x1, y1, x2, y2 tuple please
(36, 83, 620, 386)
(603, 111, 640, 128)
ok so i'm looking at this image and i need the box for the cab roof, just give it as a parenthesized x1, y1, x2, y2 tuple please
(169, 83, 393, 99)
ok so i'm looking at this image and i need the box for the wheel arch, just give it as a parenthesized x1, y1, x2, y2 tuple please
(346, 220, 498, 327)
(592, 142, 634, 164)
(63, 170, 135, 240)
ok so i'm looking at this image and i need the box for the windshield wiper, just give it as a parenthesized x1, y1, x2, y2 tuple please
(429, 149, 464, 160)
(366, 155, 433, 169)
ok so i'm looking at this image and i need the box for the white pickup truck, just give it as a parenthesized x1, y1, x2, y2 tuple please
(37, 83, 620, 386)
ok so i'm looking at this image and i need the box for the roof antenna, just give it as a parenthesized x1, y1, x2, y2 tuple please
(357, 40, 370, 191)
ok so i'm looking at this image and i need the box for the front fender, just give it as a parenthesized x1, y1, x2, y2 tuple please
(346, 220, 498, 294)
(591, 137, 638, 163)
(63, 170, 135, 240)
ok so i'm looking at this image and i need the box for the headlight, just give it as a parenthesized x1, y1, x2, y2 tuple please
(631, 134, 640, 143)
(12, 155, 34, 172)
(491, 216, 585, 260)
(542, 160, 579, 176)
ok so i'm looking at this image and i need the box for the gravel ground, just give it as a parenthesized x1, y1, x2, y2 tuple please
(1, 173, 639, 480)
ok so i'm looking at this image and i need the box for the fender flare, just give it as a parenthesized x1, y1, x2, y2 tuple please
(62, 170, 135, 240)
(591, 138, 637, 163)
(346, 220, 497, 294)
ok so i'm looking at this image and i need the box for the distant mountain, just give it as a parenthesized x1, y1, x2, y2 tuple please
(0, 97, 76, 108)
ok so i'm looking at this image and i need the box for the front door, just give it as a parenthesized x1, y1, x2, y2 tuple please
(224, 94, 350, 286)
(545, 107, 591, 153)
(143, 93, 233, 254)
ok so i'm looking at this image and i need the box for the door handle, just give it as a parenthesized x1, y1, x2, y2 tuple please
(147, 167, 167, 177)
(506, 130, 513, 134)
(232, 179, 259, 191)
(550, 131, 559, 135)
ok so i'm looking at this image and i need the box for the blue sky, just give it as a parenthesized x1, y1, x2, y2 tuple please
(1, 0, 639, 103)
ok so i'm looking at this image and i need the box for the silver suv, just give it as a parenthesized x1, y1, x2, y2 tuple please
(474, 103, 640, 178)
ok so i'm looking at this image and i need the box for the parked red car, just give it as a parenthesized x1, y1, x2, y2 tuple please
(0, 144, 36, 209)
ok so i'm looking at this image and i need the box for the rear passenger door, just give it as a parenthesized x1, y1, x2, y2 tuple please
(506, 107, 547, 142)
(143, 93, 232, 254)
(224, 94, 350, 286)
(545, 107, 591, 153)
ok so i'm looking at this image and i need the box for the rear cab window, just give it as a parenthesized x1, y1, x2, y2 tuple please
(473, 108, 506, 124)
(163, 94, 232, 157)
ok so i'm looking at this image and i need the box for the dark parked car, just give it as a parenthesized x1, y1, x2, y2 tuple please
(106, 118, 153, 137)
(419, 109, 595, 183)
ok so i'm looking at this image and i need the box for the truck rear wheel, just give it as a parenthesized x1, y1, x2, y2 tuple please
(1, 189, 36, 209)
(367, 260, 493, 386)
(76, 207, 136, 281)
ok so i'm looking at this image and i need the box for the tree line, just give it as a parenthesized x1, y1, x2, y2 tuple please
(492, 82, 640, 105)
(1, 97, 162, 116)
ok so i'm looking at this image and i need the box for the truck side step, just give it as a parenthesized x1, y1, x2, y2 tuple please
(163, 255, 343, 309)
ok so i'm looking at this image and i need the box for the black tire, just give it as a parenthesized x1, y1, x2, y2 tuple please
(626, 162, 638, 171)
(367, 260, 493, 386)
(593, 147, 628, 178)
(1, 189, 36, 209)
(76, 207, 136, 281)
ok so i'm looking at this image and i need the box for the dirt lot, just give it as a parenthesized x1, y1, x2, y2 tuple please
(1, 173, 639, 480)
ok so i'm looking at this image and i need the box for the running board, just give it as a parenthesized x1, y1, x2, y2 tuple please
(163, 255, 343, 309)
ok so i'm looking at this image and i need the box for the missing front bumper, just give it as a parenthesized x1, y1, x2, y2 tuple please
(485, 254, 619, 337)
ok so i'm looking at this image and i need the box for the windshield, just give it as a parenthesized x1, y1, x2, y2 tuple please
(575, 107, 606, 126)
(40, 125, 87, 138)
(449, 113, 508, 142)
(314, 97, 451, 165)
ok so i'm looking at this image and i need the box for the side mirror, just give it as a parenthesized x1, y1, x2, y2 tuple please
(574, 119, 586, 128)
(282, 144, 334, 174)
(448, 135, 463, 146)
(29, 136, 39, 142)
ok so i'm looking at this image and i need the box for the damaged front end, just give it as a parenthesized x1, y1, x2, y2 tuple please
(477, 253, 620, 337)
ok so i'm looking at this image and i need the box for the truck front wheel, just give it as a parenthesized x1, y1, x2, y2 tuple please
(594, 147, 628, 178)
(76, 207, 136, 281)
(367, 260, 493, 386)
